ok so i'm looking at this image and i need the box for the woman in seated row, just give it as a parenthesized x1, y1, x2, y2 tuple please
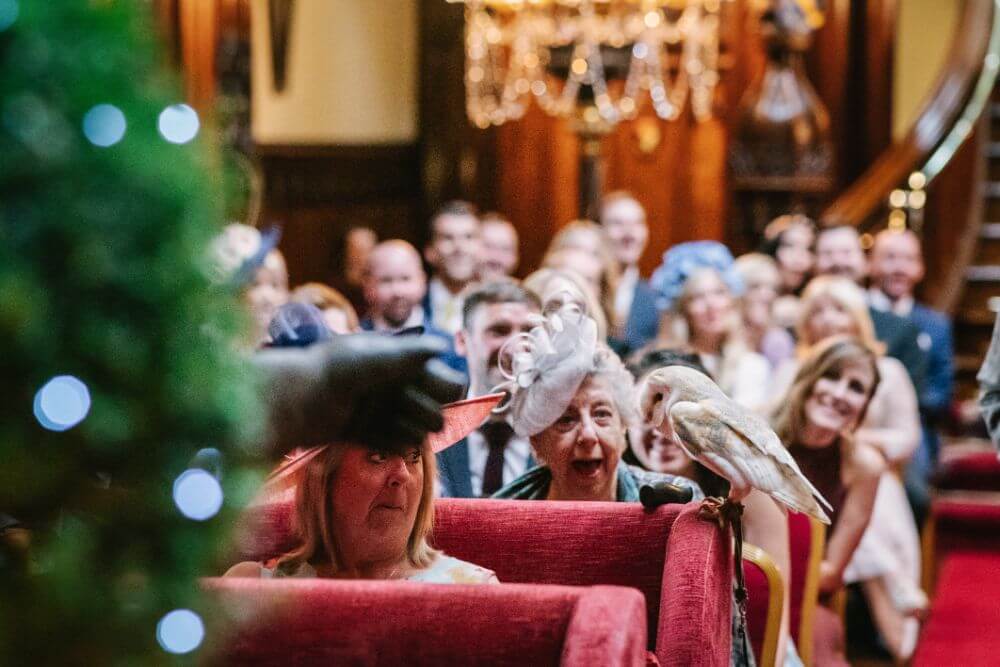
(227, 390, 500, 584)
(773, 276, 925, 662)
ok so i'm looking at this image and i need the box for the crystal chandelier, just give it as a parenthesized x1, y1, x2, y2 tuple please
(452, 0, 726, 130)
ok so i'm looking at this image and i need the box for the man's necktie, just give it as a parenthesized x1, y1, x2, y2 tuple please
(480, 420, 515, 496)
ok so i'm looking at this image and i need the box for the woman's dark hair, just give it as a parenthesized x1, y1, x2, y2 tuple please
(625, 348, 729, 497)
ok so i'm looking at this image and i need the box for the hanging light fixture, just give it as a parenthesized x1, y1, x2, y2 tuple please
(452, 0, 726, 130)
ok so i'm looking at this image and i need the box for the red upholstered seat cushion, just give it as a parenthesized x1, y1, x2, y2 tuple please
(932, 452, 1000, 491)
(913, 551, 1000, 666)
(201, 577, 648, 666)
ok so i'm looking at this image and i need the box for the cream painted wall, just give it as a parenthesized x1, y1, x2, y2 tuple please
(250, 0, 419, 145)
(892, 0, 961, 140)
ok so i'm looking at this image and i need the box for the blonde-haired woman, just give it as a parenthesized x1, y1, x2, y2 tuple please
(734, 253, 795, 368)
(650, 241, 771, 412)
(773, 275, 925, 662)
(772, 336, 885, 667)
(226, 440, 497, 583)
(524, 267, 608, 340)
(541, 220, 620, 336)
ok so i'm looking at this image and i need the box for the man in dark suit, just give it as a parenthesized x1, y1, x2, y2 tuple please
(600, 191, 659, 357)
(869, 229, 954, 469)
(814, 225, 929, 397)
(436, 281, 541, 498)
(359, 239, 466, 375)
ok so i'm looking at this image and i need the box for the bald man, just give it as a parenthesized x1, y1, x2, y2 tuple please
(870, 229, 953, 466)
(361, 240, 467, 375)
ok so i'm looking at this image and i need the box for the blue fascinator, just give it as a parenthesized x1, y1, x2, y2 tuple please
(649, 241, 744, 312)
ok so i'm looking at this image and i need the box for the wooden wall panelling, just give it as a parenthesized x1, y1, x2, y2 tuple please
(257, 144, 423, 287)
(419, 0, 499, 221)
(490, 0, 769, 278)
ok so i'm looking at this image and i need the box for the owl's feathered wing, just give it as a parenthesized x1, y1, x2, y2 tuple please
(670, 399, 831, 524)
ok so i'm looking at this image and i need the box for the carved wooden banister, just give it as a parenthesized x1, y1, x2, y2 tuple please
(821, 0, 1000, 228)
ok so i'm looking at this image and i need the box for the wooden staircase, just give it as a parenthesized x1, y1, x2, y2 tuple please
(955, 100, 1000, 403)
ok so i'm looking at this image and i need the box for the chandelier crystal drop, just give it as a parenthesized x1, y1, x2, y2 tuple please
(455, 0, 726, 129)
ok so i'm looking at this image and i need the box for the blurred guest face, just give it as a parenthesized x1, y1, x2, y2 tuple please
(457, 300, 540, 394)
(546, 248, 602, 291)
(601, 198, 649, 268)
(559, 228, 604, 260)
(803, 295, 858, 344)
(869, 232, 924, 301)
(682, 269, 734, 344)
(365, 243, 426, 329)
(330, 445, 424, 565)
(427, 213, 482, 287)
(815, 228, 867, 283)
(247, 250, 289, 338)
(344, 227, 378, 287)
(803, 360, 875, 440)
(775, 223, 815, 292)
(632, 419, 696, 478)
(533, 376, 626, 501)
(743, 269, 780, 330)
(480, 220, 519, 280)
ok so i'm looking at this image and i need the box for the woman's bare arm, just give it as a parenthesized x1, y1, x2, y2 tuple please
(820, 443, 883, 593)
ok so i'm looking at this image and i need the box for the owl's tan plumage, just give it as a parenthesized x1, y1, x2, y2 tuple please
(639, 365, 831, 524)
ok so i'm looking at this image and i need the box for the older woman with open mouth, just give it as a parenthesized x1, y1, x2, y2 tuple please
(490, 302, 702, 503)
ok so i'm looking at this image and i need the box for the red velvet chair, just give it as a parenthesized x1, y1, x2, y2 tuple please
(932, 451, 1000, 491)
(234, 498, 734, 667)
(912, 551, 1000, 667)
(786, 512, 824, 667)
(742, 544, 784, 667)
(201, 578, 648, 666)
(428, 499, 733, 667)
(921, 493, 1000, 591)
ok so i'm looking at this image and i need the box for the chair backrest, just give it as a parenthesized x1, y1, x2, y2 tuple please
(742, 544, 785, 667)
(232, 497, 733, 667)
(932, 452, 1000, 491)
(429, 498, 732, 667)
(787, 511, 825, 666)
(201, 578, 648, 666)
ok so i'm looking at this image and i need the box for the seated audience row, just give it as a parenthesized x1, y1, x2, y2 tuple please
(220, 192, 953, 665)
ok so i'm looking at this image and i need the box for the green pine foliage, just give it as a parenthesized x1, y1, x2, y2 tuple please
(0, 1, 263, 662)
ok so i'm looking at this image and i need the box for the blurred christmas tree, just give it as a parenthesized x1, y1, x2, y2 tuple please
(0, 1, 262, 662)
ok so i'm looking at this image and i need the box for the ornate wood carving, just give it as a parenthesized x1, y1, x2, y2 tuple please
(728, 2, 835, 250)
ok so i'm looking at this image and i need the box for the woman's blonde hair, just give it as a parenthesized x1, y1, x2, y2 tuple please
(542, 220, 621, 331)
(796, 275, 884, 355)
(523, 267, 609, 339)
(656, 267, 749, 396)
(772, 335, 881, 448)
(291, 282, 360, 332)
(277, 443, 438, 573)
(734, 253, 781, 290)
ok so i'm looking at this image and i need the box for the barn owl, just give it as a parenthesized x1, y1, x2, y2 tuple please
(638, 365, 831, 524)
